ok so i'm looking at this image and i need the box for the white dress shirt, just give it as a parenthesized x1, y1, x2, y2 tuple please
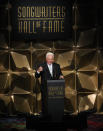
(47, 64, 53, 76)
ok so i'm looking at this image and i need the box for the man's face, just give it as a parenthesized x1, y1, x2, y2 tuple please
(46, 55, 54, 64)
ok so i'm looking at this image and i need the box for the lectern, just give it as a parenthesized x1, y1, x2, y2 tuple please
(47, 79, 65, 122)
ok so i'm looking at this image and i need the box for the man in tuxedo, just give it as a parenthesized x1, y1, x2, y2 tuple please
(35, 52, 64, 116)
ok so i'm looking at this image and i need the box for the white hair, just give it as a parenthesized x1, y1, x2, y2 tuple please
(46, 52, 54, 58)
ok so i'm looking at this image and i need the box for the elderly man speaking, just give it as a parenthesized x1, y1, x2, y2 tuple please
(35, 52, 64, 116)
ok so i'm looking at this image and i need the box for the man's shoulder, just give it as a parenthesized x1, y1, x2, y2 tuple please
(53, 62, 60, 67)
(40, 62, 46, 66)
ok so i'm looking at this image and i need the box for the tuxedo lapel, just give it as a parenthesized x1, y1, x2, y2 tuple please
(53, 63, 56, 78)
(45, 63, 52, 77)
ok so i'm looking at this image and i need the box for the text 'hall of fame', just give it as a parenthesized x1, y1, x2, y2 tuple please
(18, 6, 65, 33)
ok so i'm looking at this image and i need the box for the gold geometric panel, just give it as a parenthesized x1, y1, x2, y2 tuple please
(31, 74, 41, 93)
(10, 51, 31, 71)
(76, 50, 97, 71)
(98, 71, 103, 90)
(31, 93, 42, 114)
(76, 71, 97, 92)
(63, 71, 75, 90)
(11, 73, 32, 93)
(54, 40, 74, 49)
(97, 71, 103, 113)
(0, 94, 11, 114)
(97, 89, 103, 113)
(63, 71, 76, 113)
(32, 41, 53, 49)
(78, 93, 97, 112)
(11, 94, 33, 114)
(0, 51, 9, 71)
(31, 76, 41, 114)
(64, 94, 77, 114)
(77, 28, 97, 48)
(0, 73, 10, 93)
(55, 50, 75, 70)
(32, 50, 50, 69)
(10, 94, 41, 114)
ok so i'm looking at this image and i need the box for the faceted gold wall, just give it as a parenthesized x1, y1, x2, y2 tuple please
(0, 0, 103, 115)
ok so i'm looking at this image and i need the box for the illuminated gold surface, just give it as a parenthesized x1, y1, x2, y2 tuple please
(77, 71, 97, 92)
(97, 72, 103, 112)
(12, 95, 32, 113)
(55, 50, 75, 70)
(63, 71, 75, 90)
(97, 89, 103, 112)
(10, 51, 31, 71)
(11, 73, 32, 92)
(64, 94, 77, 113)
(78, 93, 97, 112)
(76, 50, 97, 71)
(0, 73, 9, 93)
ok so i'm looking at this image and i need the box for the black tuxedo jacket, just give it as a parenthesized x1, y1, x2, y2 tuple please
(35, 62, 63, 115)
(35, 62, 63, 86)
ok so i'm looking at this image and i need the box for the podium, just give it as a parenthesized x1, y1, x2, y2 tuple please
(47, 79, 65, 122)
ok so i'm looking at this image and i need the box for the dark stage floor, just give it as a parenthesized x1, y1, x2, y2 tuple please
(0, 113, 103, 131)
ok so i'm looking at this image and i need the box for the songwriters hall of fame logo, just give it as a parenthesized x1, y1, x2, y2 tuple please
(11, 0, 72, 40)
(18, 6, 65, 33)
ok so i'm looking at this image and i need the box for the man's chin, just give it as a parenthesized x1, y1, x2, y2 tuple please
(47, 62, 53, 64)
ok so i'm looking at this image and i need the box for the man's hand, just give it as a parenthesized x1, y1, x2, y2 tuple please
(37, 66, 43, 73)
(59, 75, 64, 79)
